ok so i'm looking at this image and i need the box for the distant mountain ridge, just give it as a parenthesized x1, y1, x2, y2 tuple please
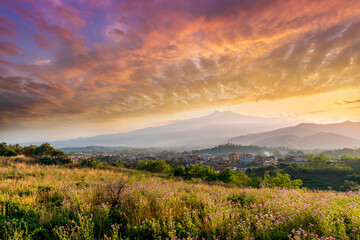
(44, 111, 296, 148)
(228, 122, 360, 149)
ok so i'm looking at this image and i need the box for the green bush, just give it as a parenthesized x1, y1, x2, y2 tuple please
(80, 158, 102, 168)
(228, 192, 255, 207)
(137, 160, 173, 174)
(38, 156, 73, 165)
(340, 180, 359, 192)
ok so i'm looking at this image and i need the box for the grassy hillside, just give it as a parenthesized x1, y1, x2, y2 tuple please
(1, 159, 360, 239)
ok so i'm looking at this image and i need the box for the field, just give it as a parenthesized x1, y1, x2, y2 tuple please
(1, 159, 360, 239)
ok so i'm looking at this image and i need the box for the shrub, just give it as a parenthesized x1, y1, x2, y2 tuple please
(38, 156, 73, 165)
(80, 158, 102, 168)
(137, 160, 173, 174)
(228, 192, 255, 207)
(345, 174, 360, 184)
(110, 160, 124, 167)
(50, 149, 66, 157)
(92, 180, 127, 208)
(340, 180, 359, 192)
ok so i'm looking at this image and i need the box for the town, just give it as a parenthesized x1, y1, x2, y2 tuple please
(67, 150, 310, 172)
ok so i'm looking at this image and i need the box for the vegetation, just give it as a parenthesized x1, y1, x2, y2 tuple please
(2, 143, 360, 239)
(191, 143, 285, 156)
(0, 157, 360, 239)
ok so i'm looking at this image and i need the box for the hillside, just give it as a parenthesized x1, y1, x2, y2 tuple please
(228, 121, 360, 149)
(1, 159, 360, 239)
(44, 111, 295, 148)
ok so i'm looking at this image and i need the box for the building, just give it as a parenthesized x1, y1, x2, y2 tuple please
(229, 153, 239, 162)
(214, 156, 224, 161)
(263, 156, 278, 165)
(254, 155, 267, 164)
(239, 153, 254, 164)
(187, 154, 200, 162)
(202, 155, 214, 161)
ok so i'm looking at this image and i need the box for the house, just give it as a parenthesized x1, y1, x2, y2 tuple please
(229, 153, 239, 162)
(239, 153, 255, 164)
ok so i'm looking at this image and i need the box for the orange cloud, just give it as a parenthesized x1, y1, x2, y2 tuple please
(1, 0, 360, 129)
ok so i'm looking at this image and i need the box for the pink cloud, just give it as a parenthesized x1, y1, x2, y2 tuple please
(30, 34, 54, 50)
(0, 16, 16, 28)
(3, 0, 360, 127)
(0, 26, 15, 38)
(0, 41, 21, 55)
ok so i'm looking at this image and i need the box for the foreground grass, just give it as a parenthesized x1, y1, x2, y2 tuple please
(1, 161, 360, 239)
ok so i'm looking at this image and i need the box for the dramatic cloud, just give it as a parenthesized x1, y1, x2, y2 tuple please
(30, 34, 54, 50)
(1, 0, 360, 132)
(0, 41, 21, 56)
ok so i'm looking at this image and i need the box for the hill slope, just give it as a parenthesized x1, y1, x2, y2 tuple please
(47, 111, 295, 148)
(228, 122, 360, 149)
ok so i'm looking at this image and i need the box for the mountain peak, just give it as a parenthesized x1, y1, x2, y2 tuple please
(209, 110, 236, 116)
(206, 111, 247, 119)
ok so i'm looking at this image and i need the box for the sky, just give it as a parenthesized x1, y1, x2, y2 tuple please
(1, 0, 360, 143)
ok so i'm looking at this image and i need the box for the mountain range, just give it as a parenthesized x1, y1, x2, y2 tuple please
(228, 121, 360, 149)
(48, 111, 296, 148)
(26, 111, 360, 150)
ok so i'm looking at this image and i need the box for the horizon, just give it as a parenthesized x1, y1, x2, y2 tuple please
(11, 110, 360, 145)
(1, 0, 360, 143)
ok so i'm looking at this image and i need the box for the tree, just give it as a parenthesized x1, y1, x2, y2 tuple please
(137, 160, 173, 174)
(23, 145, 37, 158)
(202, 165, 218, 181)
(50, 149, 66, 157)
(174, 165, 186, 177)
(232, 171, 250, 187)
(339, 154, 354, 164)
(8, 144, 22, 155)
(33, 143, 55, 158)
(305, 153, 315, 164)
(314, 153, 331, 166)
(189, 163, 204, 179)
(218, 168, 235, 183)
(262, 171, 302, 189)
(0, 142, 17, 157)
(340, 180, 359, 192)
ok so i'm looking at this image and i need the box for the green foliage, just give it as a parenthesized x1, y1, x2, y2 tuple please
(218, 168, 235, 183)
(188, 163, 204, 179)
(80, 158, 102, 168)
(1, 161, 360, 239)
(202, 165, 218, 181)
(340, 180, 359, 192)
(137, 160, 173, 174)
(3, 218, 43, 240)
(306, 153, 332, 167)
(50, 149, 66, 157)
(55, 213, 95, 240)
(227, 192, 255, 207)
(262, 171, 302, 189)
(192, 143, 279, 156)
(38, 156, 73, 165)
(345, 174, 360, 184)
(174, 165, 186, 177)
(110, 160, 123, 167)
(33, 143, 55, 158)
(0, 142, 18, 157)
(246, 164, 278, 177)
(23, 145, 37, 157)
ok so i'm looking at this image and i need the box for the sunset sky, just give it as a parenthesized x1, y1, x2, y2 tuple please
(1, 0, 360, 142)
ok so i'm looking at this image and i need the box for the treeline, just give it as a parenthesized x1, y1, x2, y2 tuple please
(247, 153, 360, 191)
(323, 148, 360, 158)
(0, 142, 72, 165)
(137, 159, 302, 189)
(191, 143, 279, 156)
